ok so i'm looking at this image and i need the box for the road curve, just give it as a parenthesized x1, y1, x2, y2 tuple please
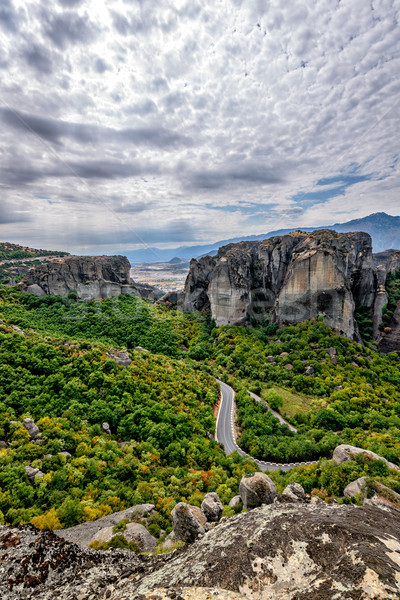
(215, 379, 317, 472)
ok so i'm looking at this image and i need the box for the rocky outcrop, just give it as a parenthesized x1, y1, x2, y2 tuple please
(22, 255, 160, 301)
(107, 348, 132, 366)
(183, 230, 376, 340)
(282, 482, 306, 502)
(201, 492, 223, 522)
(332, 444, 400, 472)
(3, 503, 400, 600)
(90, 522, 156, 552)
(55, 503, 155, 547)
(238, 472, 277, 509)
(171, 503, 206, 543)
(136, 503, 400, 599)
(379, 298, 400, 354)
(21, 418, 40, 440)
(25, 466, 45, 486)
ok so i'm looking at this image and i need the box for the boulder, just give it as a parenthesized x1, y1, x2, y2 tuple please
(171, 502, 206, 543)
(304, 366, 314, 376)
(229, 495, 243, 509)
(26, 284, 46, 297)
(201, 492, 223, 522)
(239, 472, 277, 509)
(102, 422, 111, 435)
(0, 441, 8, 449)
(21, 418, 40, 440)
(107, 348, 132, 367)
(332, 444, 400, 472)
(281, 483, 306, 502)
(90, 523, 156, 552)
(25, 466, 45, 486)
(328, 347, 337, 364)
(343, 476, 370, 499)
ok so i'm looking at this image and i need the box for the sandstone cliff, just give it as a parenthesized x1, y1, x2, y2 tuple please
(184, 230, 375, 339)
(22, 255, 159, 301)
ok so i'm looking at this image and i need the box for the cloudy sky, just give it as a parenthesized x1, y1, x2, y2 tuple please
(1, 0, 399, 254)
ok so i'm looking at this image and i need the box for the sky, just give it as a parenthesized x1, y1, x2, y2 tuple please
(0, 0, 399, 254)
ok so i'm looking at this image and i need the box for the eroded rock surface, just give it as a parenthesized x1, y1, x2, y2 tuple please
(136, 503, 400, 599)
(22, 255, 160, 301)
(171, 502, 206, 543)
(239, 472, 277, 509)
(201, 493, 223, 522)
(91, 522, 156, 552)
(183, 230, 375, 340)
(55, 503, 155, 547)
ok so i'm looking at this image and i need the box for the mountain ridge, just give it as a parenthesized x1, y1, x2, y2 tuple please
(125, 212, 400, 263)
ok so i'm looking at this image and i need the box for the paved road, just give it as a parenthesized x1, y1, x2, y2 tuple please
(216, 380, 317, 472)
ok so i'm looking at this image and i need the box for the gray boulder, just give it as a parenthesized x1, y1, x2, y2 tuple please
(107, 348, 132, 366)
(201, 492, 223, 522)
(171, 502, 206, 543)
(282, 483, 306, 502)
(304, 366, 314, 376)
(25, 466, 45, 486)
(332, 444, 400, 472)
(229, 495, 243, 509)
(21, 418, 40, 440)
(102, 422, 111, 435)
(343, 477, 370, 499)
(26, 284, 46, 297)
(239, 472, 277, 509)
(90, 523, 156, 552)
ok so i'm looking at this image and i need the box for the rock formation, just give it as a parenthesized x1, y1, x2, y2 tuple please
(3, 502, 400, 599)
(90, 522, 156, 552)
(201, 492, 223, 522)
(171, 502, 206, 543)
(21, 255, 160, 301)
(332, 444, 400, 472)
(238, 472, 277, 509)
(183, 230, 376, 340)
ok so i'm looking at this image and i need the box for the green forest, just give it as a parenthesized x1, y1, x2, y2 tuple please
(1, 285, 400, 532)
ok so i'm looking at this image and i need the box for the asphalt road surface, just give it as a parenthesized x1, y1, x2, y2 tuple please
(216, 379, 317, 472)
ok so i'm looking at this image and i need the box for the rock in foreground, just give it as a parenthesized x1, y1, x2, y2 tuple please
(2, 503, 400, 599)
(136, 503, 400, 599)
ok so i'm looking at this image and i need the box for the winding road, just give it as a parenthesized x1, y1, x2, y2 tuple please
(215, 380, 317, 472)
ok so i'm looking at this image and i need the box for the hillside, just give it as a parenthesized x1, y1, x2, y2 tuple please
(0, 242, 68, 261)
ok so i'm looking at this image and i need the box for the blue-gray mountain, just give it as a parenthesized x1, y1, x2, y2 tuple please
(125, 212, 400, 263)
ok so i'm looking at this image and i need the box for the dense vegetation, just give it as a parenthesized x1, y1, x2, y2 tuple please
(1, 285, 400, 532)
(199, 320, 400, 464)
(0, 316, 254, 528)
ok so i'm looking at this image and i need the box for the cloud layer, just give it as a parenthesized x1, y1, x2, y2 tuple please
(1, 0, 399, 253)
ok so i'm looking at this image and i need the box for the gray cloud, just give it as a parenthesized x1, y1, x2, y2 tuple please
(115, 202, 151, 214)
(43, 11, 98, 50)
(0, 108, 193, 149)
(0, 201, 31, 224)
(94, 57, 110, 74)
(20, 43, 54, 75)
(0, 0, 21, 33)
(184, 162, 285, 191)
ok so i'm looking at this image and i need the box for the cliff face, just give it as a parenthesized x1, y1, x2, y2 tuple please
(184, 230, 375, 339)
(23, 255, 159, 301)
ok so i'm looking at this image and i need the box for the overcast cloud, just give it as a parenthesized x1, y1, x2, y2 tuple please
(0, 0, 399, 253)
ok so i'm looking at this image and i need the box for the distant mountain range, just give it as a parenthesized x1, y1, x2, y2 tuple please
(125, 212, 400, 263)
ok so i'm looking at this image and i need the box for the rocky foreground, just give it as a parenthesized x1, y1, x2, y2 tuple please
(2, 501, 400, 600)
